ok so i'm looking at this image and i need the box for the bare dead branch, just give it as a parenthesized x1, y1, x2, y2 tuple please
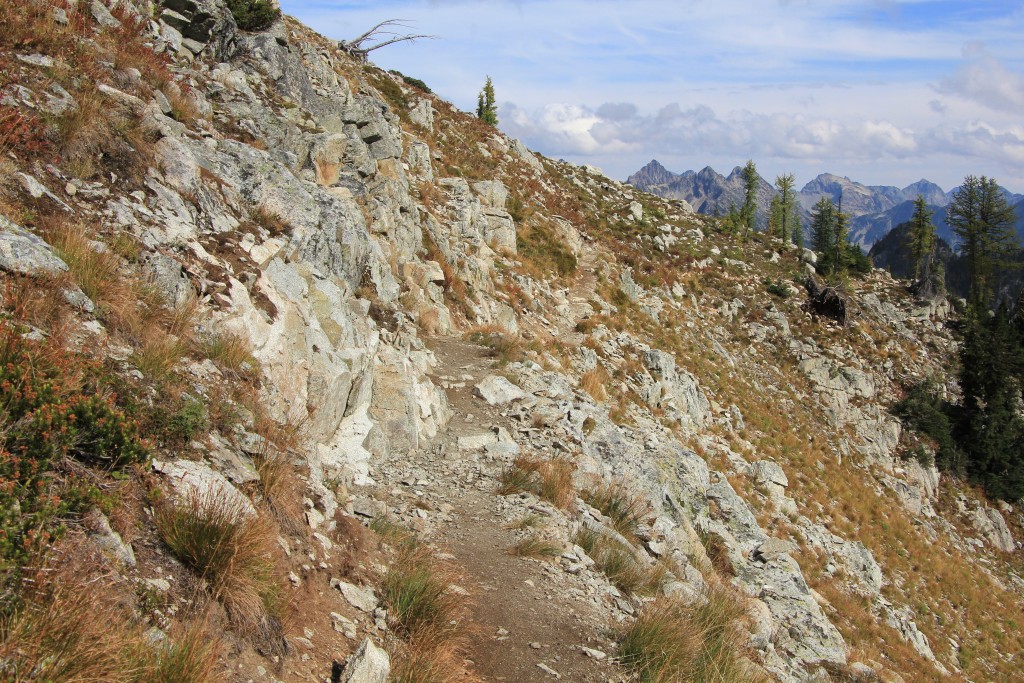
(339, 18, 438, 62)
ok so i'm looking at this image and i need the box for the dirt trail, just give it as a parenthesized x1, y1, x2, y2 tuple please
(376, 338, 623, 682)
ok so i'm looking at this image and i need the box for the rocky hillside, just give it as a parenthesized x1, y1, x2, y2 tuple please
(2, 2, 1023, 683)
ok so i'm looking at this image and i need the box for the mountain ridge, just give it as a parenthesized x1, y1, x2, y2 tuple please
(628, 159, 1023, 248)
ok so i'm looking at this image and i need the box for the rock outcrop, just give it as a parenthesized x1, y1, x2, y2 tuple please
(1, 3, 1020, 682)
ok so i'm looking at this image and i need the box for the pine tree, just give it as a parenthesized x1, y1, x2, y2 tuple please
(740, 160, 758, 238)
(772, 173, 798, 243)
(907, 195, 936, 285)
(476, 76, 498, 125)
(833, 195, 849, 277)
(768, 195, 783, 240)
(811, 196, 836, 273)
(948, 175, 1018, 306)
(957, 307, 1024, 500)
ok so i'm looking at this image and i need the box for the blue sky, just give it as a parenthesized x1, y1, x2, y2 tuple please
(280, 1, 1024, 192)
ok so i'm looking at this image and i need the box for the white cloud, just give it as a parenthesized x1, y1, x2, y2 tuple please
(939, 51, 1024, 112)
(502, 98, 1024, 188)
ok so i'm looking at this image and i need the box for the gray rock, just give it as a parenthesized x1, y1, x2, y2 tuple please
(334, 580, 379, 613)
(337, 639, 390, 683)
(16, 53, 55, 68)
(151, 458, 257, 519)
(754, 538, 797, 563)
(17, 173, 71, 209)
(159, 0, 238, 61)
(143, 252, 194, 306)
(473, 375, 528, 405)
(90, 0, 121, 28)
(458, 432, 499, 451)
(86, 510, 136, 567)
(511, 138, 545, 174)
(968, 506, 1016, 552)
(408, 99, 434, 130)
(0, 215, 69, 275)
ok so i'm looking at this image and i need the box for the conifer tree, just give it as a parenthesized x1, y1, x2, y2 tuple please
(908, 195, 936, 284)
(476, 76, 498, 125)
(833, 195, 849, 277)
(957, 306, 1024, 500)
(948, 175, 1017, 306)
(768, 195, 783, 239)
(811, 196, 836, 271)
(740, 160, 758, 238)
(772, 173, 798, 243)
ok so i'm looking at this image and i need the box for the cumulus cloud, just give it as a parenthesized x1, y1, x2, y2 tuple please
(503, 100, 924, 161)
(939, 51, 1024, 113)
(501, 98, 1024, 185)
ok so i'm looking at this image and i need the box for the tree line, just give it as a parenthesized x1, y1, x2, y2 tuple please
(895, 174, 1024, 501)
(723, 160, 875, 280)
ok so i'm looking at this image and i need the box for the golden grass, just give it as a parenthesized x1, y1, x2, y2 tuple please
(0, 539, 221, 683)
(508, 536, 563, 559)
(619, 588, 767, 683)
(1, 0, 170, 179)
(155, 491, 284, 641)
(194, 328, 255, 376)
(580, 366, 610, 402)
(48, 222, 122, 304)
(252, 447, 305, 535)
(496, 454, 576, 509)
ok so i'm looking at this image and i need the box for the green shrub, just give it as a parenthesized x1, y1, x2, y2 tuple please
(226, 0, 280, 31)
(389, 70, 432, 94)
(0, 320, 147, 580)
(763, 277, 792, 299)
(892, 380, 962, 472)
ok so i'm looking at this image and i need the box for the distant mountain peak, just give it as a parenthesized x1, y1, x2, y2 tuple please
(625, 159, 676, 187)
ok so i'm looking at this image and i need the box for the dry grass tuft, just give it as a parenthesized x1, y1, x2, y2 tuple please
(194, 328, 255, 376)
(466, 326, 524, 366)
(583, 479, 651, 538)
(496, 455, 576, 509)
(140, 619, 222, 683)
(249, 204, 292, 237)
(252, 446, 305, 535)
(619, 588, 766, 683)
(575, 527, 666, 596)
(580, 366, 610, 402)
(48, 222, 122, 304)
(508, 536, 563, 559)
(383, 545, 462, 638)
(0, 540, 221, 683)
(389, 629, 480, 683)
(379, 523, 478, 683)
(155, 491, 284, 640)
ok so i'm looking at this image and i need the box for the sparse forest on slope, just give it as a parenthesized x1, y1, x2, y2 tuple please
(0, 3, 1022, 683)
(629, 160, 1024, 250)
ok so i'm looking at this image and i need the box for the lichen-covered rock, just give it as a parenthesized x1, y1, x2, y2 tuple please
(473, 375, 528, 405)
(336, 639, 390, 683)
(0, 215, 69, 275)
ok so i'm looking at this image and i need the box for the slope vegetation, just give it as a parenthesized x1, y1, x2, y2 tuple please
(0, 2, 1021, 683)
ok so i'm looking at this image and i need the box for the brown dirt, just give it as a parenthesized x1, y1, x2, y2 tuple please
(391, 337, 625, 682)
